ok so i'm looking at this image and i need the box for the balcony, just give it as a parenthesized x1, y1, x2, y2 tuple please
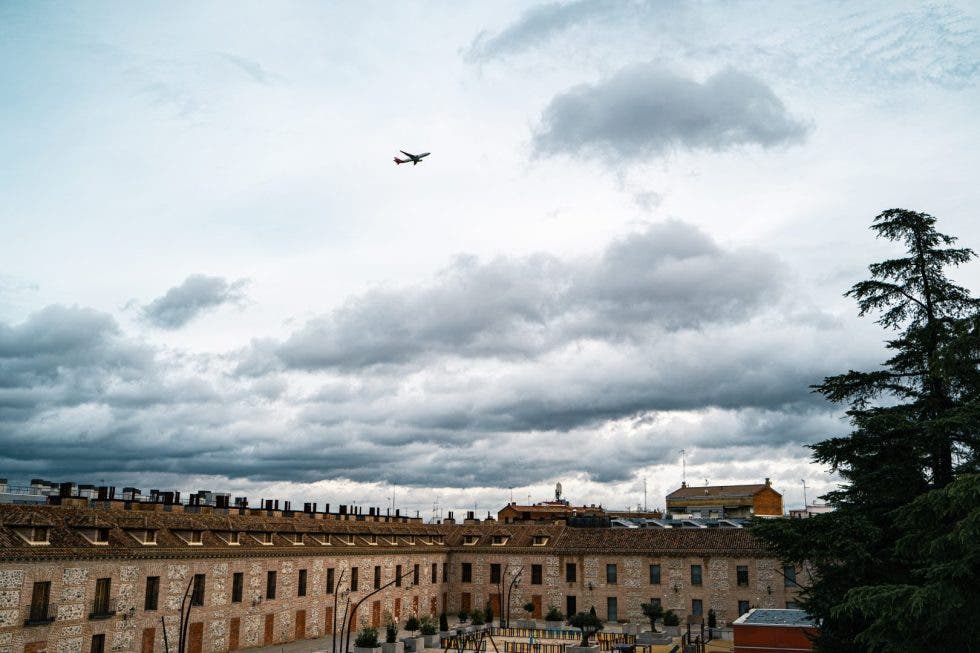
(24, 603, 58, 627)
(89, 598, 117, 620)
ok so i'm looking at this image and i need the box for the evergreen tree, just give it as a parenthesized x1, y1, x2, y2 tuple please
(754, 209, 980, 652)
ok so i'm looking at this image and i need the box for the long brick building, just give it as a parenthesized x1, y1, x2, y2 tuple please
(0, 502, 801, 653)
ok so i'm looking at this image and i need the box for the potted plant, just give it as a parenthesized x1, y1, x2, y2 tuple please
(470, 609, 485, 628)
(420, 615, 440, 648)
(382, 616, 404, 653)
(402, 616, 423, 653)
(568, 611, 603, 652)
(354, 627, 382, 653)
(484, 603, 494, 627)
(661, 611, 681, 637)
(544, 605, 564, 623)
(517, 602, 536, 629)
(640, 603, 664, 633)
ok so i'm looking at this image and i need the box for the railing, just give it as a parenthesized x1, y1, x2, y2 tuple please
(89, 598, 117, 620)
(503, 642, 566, 653)
(490, 628, 581, 640)
(595, 634, 636, 651)
(24, 603, 58, 626)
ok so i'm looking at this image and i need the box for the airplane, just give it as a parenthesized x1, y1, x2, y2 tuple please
(394, 150, 430, 165)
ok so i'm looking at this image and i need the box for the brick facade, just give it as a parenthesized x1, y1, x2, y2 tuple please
(0, 506, 801, 653)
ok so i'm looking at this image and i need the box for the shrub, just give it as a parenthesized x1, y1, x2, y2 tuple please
(420, 616, 437, 636)
(471, 610, 484, 626)
(544, 606, 564, 622)
(439, 612, 449, 632)
(405, 616, 421, 634)
(662, 611, 680, 627)
(457, 609, 469, 623)
(355, 627, 380, 648)
(484, 603, 493, 624)
(385, 622, 397, 644)
(523, 602, 535, 615)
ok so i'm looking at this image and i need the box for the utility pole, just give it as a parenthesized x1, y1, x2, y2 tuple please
(801, 479, 808, 510)
(680, 449, 687, 485)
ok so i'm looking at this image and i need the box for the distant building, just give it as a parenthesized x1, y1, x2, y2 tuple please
(733, 608, 817, 652)
(497, 501, 605, 524)
(788, 503, 833, 519)
(666, 479, 783, 518)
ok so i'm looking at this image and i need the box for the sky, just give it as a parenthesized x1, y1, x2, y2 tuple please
(1, 0, 978, 518)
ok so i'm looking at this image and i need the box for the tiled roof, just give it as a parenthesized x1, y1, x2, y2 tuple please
(556, 527, 770, 555)
(666, 484, 776, 500)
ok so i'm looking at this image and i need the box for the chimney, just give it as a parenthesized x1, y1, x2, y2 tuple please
(304, 502, 312, 514)
(59, 482, 73, 498)
(284, 501, 291, 511)
(681, 481, 687, 488)
(765, 478, 771, 486)
(339, 504, 347, 515)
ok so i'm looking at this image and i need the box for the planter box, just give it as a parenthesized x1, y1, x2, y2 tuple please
(423, 634, 440, 648)
(355, 647, 382, 653)
(662, 625, 681, 637)
(567, 646, 600, 653)
(382, 643, 404, 653)
(401, 637, 424, 652)
(621, 624, 640, 636)
(636, 632, 672, 645)
(516, 619, 536, 629)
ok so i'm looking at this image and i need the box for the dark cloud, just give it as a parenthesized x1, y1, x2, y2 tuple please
(142, 274, 248, 329)
(533, 66, 809, 163)
(0, 225, 877, 495)
(274, 221, 782, 371)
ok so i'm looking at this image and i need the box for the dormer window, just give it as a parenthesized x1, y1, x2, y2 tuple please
(463, 535, 479, 545)
(288, 533, 304, 545)
(12, 526, 50, 545)
(78, 527, 110, 545)
(369, 535, 378, 545)
(344, 534, 355, 545)
(127, 529, 157, 546)
(251, 532, 273, 545)
(308, 534, 329, 545)
(405, 535, 416, 545)
(491, 535, 509, 546)
(532, 535, 549, 546)
(216, 531, 241, 545)
(175, 530, 203, 546)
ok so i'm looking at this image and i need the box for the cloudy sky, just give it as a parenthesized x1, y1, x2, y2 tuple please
(2, 1, 979, 517)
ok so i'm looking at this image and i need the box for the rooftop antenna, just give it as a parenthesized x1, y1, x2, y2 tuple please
(680, 449, 687, 484)
(801, 479, 808, 509)
(643, 478, 647, 511)
(509, 487, 513, 503)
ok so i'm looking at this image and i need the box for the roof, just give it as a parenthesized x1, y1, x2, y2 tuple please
(667, 484, 779, 500)
(733, 609, 815, 628)
(0, 504, 773, 561)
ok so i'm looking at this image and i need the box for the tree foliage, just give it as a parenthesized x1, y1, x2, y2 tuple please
(754, 209, 980, 652)
(569, 611, 604, 647)
(640, 602, 663, 632)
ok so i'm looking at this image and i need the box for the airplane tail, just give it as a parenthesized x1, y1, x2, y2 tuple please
(394, 157, 407, 165)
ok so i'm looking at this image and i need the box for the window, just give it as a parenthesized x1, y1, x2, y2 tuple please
(464, 535, 479, 545)
(298, 569, 307, 597)
(413, 564, 420, 586)
(326, 568, 335, 594)
(566, 595, 576, 617)
(375, 566, 382, 590)
(649, 564, 661, 585)
(442, 563, 448, 582)
(606, 564, 617, 584)
(691, 565, 702, 586)
(190, 531, 202, 544)
(692, 599, 703, 617)
(737, 565, 749, 587)
(395, 564, 402, 587)
(606, 597, 618, 622)
(491, 535, 507, 545)
(91, 578, 112, 618)
(227, 531, 240, 545)
(461, 563, 472, 583)
(490, 564, 501, 584)
(431, 563, 438, 584)
(232, 573, 243, 604)
(783, 565, 797, 588)
(266, 571, 277, 600)
(91, 634, 105, 653)
(191, 574, 205, 606)
(128, 529, 157, 546)
(648, 598, 661, 610)
(531, 565, 542, 585)
(738, 600, 750, 616)
(96, 528, 110, 543)
(27, 581, 52, 624)
(351, 567, 358, 592)
(14, 526, 50, 545)
(565, 563, 576, 583)
(532, 535, 548, 546)
(144, 577, 160, 611)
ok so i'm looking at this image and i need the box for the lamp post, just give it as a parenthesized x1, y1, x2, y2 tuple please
(344, 567, 416, 653)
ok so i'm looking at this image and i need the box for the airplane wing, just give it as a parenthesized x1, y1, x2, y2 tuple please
(399, 150, 415, 158)
(417, 152, 430, 158)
